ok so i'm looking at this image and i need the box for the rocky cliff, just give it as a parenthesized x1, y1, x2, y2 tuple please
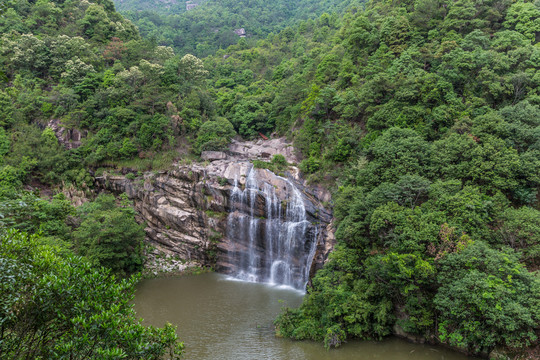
(96, 139, 335, 282)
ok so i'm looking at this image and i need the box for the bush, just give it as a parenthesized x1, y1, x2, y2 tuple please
(194, 117, 236, 154)
(299, 156, 321, 174)
(434, 241, 540, 353)
(73, 194, 145, 276)
(0, 229, 183, 359)
(499, 206, 540, 267)
(252, 154, 289, 174)
(272, 154, 287, 167)
(120, 138, 138, 159)
(275, 246, 395, 348)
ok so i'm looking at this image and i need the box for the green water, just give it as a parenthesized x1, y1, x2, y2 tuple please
(134, 273, 474, 360)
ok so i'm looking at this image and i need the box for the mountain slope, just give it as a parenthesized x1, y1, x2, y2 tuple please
(117, 0, 363, 57)
(0, 0, 215, 188)
(199, 0, 540, 356)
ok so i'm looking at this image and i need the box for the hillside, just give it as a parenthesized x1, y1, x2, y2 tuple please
(0, 0, 202, 356)
(201, 0, 540, 356)
(116, 0, 363, 57)
(0, 0, 217, 186)
(0, 0, 539, 358)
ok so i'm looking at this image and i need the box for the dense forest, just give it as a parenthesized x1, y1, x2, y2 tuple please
(0, 0, 195, 356)
(118, 0, 362, 57)
(221, 1, 540, 356)
(0, 0, 539, 358)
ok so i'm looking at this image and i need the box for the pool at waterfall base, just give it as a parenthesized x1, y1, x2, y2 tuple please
(134, 273, 476, 360)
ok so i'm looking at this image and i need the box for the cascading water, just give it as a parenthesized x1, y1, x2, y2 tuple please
(226, 166, 318, 291)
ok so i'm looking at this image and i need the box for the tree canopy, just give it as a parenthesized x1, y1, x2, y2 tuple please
(0, 229, 183, 359)
(1, 0, 539, 356)
(118, 0, 363, 57)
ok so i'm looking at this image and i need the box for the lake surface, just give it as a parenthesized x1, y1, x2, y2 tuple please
(134, 273, 474, 360)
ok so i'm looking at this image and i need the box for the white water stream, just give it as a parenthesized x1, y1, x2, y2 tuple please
(226, 166, 317, 290)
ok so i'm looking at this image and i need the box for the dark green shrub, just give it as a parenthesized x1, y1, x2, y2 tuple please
(435, 242, 540, 353)
(0, 229, 183, 359)
(73, 194, 145, 276)
(194, 117, 236, 154)
(299, 156, 321, 174)
(272, 154, 287, 167)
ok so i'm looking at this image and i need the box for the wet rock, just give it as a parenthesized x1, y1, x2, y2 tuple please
(96, 139, 334, 280)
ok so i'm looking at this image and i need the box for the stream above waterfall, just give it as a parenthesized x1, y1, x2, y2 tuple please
(134, 273, 476, 360)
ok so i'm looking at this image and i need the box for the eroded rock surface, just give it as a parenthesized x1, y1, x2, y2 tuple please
(229, 138, 299, 164)
(96, 139, 334, 283)
(48, 119, 87, 149)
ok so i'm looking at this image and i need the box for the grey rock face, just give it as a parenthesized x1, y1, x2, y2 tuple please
(48, 119, 87, 149)
(229, 138, 300, 164)
(201, 151, 228, 161)
(96, 139, 334, 287)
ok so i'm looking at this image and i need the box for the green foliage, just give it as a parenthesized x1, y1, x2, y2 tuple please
(275, 245, 395, 348)
(120, 137, 138, 158)
(299, 156, 321, 174)
(0, 157, 37, 190)
(499, 206, 540, 267)
(359, 127, 431, 186)
(203, 0, 540, 186)
(119, 0, 360, 57)
(0, 229, 183, 359)
(272, 154, 287, 167)
(194, 117, 236, 154)
(0, 0, 7, 16)
(137, 114, 172, 151)
(0, 190, 74, 240)
(0, 127, 9, 164)
(435, 241, 540, 352)
(73, 193, 145, 276)
(0, 0, 213, 181)
(289, 164, 540, 353)
(252, 154, 289, 174)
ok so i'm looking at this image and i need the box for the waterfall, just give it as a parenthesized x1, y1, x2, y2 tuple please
(226, 166, 318, 291)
